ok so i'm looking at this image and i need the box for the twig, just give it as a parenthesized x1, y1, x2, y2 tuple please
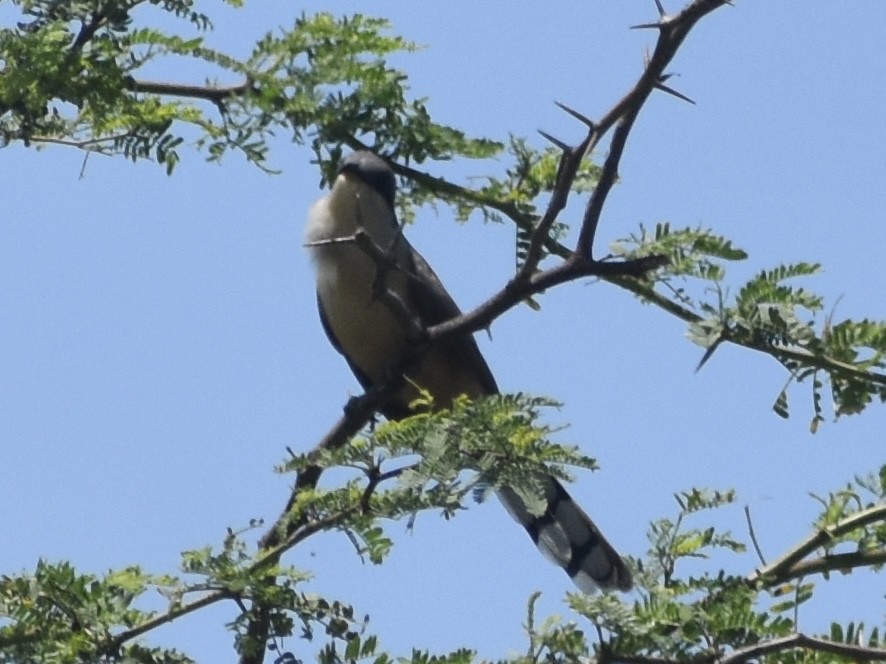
(519, 96, 609, 279)
(125, 78, 253, 112)
(747, 504, 886, 587)
(574, 103, 641, 260)
(717, 632, 886, 663)
(26, 133, 131, 151)
(71, 10, 108, 52)
(743, 505, 767, 566)
(769, 548, 886, 584)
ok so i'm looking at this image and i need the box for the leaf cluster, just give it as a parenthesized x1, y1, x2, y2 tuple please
(0, 394, 601, 662)
(2, 438, 885, 662)
(0, 538, 363, 662)
(280, 393, 595, 565)
(1, 3, 500, 175)
(1, 0, 216, 171)
(0, 561, 190, 663)
(615, 222, 886, 426)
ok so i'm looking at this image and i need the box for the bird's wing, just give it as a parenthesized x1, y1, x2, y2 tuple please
(405, 245, 499, 395)
(316, 291, 372, 392)
(316, 290, 414, 420)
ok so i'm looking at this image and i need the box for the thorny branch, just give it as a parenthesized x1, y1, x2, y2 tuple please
(718, 633, 886, 663)
(38, 0, 880, 659)
(747, 504, 886, 587)
(690, 503, 886, 632)
(602, 633, 886, 664)
(125, 78, 253, 112)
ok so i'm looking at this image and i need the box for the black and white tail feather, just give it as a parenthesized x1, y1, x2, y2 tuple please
(497, 481, 632, 592)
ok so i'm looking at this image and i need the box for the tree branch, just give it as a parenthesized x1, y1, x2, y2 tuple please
(748, 504, 886, 587)
(125, 78, 253, 111)
(604, 632, 886, 664)
(71, 11, 107, 53)
(237, 361, 413, 664)
(570, 0, 728, 258)
(107, 587, 233, 651)
(784, 548, 886, 581)
(225, 3, 885, 662)
(718, 632, 886, 663)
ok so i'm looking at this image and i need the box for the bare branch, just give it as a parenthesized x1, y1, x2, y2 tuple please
(718, 632, 886, 664)
(748, 504, 886, 587)
(572, 0, 731, 258)
(517, 139, 580, 278)
(125, 78, 253, 112)
(427, 252, 667, 345)
(574, 104, 639, 259)
(788, 548, 886, 580)
(744, 505, 767, 566)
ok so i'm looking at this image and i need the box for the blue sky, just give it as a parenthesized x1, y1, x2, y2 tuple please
(2, 2, 885, 661)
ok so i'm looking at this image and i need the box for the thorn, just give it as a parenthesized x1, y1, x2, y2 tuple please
(631, 0, 674, 30)
(695, 339, 721, 373)
(630, 21, 662, 30)
(554, 101, 595, 129)
(654, 81, 696, 105)
(537, 130, 572, 153)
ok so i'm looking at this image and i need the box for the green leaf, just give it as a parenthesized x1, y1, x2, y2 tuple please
(773, 389, 790, 419)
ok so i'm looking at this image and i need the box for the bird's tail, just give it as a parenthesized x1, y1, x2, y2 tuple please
(496, 478, 632, 592)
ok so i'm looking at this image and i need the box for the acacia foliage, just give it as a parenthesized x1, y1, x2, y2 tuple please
(1, 2, 885, 663)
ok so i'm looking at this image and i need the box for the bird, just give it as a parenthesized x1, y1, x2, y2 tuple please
(304, 150, 632, 592)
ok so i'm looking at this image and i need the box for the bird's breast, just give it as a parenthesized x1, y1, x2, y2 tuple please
(314, 242, 411, 383)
